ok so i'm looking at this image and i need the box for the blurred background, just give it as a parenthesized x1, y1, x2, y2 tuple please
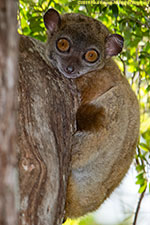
(18, 1, 150, 224)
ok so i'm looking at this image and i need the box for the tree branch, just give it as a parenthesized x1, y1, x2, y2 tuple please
(0, 0, 18, 224)
(132, 188, 146, 225)
(18, 35, 79, 225)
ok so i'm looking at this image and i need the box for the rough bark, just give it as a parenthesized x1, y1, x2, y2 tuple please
(0, 0, 18, 225)
(18, 35, 79, 225)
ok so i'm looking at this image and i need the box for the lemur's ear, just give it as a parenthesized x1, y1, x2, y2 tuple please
(43, 8, 61, 33)
(105, 34, 124, 58)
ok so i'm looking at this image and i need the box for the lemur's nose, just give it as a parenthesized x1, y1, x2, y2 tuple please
(65, 65, 74, 74)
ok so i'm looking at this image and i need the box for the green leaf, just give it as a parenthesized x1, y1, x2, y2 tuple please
(146, 85, 150, 93)
(136, 172, 144, 180)
(136, 165, 144, 172)
(139, 143, 150, 152)
(136, 179, 144, 185)
(111, 4, 118, 18)
(139, 181, 147, 193)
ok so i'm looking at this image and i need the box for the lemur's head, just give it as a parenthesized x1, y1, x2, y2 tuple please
(44, 8, 124, 79)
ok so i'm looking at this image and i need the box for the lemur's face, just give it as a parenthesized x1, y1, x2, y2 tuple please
(44, 9, 124, 79)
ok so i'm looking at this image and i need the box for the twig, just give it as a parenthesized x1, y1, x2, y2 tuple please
(133, 146, 147, 225)
(131, 72, 136, 86)
(132, 188, 146, 225)
(119, 56, 126, 76)
(137, 146, 146, 172)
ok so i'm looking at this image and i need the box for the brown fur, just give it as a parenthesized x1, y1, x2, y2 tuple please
(43, 9, 140, 219)
(65, 59, 140, 218)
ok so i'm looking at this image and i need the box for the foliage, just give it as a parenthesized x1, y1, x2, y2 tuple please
(64, 216, 100, 225)
(18, 1, 150, 224)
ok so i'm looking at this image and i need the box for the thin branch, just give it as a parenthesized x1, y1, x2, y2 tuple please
(133, 146, 147, 225)
(131, 72, 136, 86)
(132, 187, 146, 225)
(137, 146, 146, 173)
(131, 47, 139, 86)
(137, 70, 141, 100)
(119, 56, 126, 76)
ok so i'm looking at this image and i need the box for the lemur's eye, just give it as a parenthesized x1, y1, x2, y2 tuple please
(56, 38, 70, 52)
(84, 49, 99, 63)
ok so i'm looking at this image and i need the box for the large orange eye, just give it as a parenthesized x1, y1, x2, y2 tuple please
(84, 49, 99, 63)
(56, 38, 70, 52)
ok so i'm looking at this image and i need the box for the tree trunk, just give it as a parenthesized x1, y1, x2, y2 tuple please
(18, 36, 79, 225)
(0, 0, 18, 225)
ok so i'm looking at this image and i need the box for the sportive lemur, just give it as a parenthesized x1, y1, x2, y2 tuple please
(43, 8, 140, 219)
